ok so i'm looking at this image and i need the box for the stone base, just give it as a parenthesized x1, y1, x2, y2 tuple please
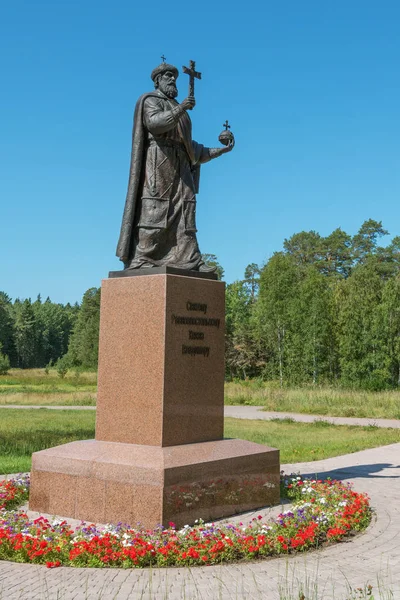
(96, 274, 226, 447)
(109, 266, 218, 280)
(30, 439, 280, 529)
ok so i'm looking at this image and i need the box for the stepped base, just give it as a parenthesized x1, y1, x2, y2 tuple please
(30, 438, 280, 529)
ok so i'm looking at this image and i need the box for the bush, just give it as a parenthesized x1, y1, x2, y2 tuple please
(0, 352, 10, 375)
(44, 360, 53, 376)
(0, 343, 10, 375)
(56, 357, 69, 379)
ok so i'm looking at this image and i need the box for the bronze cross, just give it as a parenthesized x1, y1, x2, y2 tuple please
(161, 54, 166, 63)
(182, 60, 201, 98)
(223, 120, 231, 131)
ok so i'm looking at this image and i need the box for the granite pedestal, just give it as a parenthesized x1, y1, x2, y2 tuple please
(30, 272, 280, 528)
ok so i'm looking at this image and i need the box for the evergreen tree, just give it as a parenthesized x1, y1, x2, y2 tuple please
(319, 228, 353, 278)
(13, 299, 37, 368)
(352, 219, 389, 265)
(33, 299, 76, 366)
(66, 288, 100, 369)
(0, 292, 15, 363)
(243, 263, 261, 302)
(283, 231, 323, 265)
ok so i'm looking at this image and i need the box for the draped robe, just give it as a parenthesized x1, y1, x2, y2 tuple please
(116, 90, 211, 270)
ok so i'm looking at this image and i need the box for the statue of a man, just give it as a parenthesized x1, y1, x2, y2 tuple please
(116, 62, 234, 273)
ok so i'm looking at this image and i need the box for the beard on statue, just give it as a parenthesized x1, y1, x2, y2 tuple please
(158, 79, 178, 99)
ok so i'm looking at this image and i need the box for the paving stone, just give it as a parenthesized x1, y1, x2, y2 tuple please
(1, 426, 400, 598)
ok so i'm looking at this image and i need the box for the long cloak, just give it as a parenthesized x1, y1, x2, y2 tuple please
(116, 92, 203, 264)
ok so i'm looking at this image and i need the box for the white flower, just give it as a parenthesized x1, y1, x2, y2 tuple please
(319, 498, 326, 504)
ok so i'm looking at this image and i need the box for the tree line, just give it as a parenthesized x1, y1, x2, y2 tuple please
(1, 219, 400, 389)
(0, 289, 99, 374)
(226, 219, 400, 389)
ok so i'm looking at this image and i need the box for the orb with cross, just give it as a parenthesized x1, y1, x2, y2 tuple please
(218, 120, 234, 146)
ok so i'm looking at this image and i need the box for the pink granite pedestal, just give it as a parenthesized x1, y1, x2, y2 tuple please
(30, 274, 280, 528)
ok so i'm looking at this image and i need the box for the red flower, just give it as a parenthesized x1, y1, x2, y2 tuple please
(46, 561, 61, 569)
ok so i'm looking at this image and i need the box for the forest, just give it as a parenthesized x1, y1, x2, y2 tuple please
(1, 219, 400, 390)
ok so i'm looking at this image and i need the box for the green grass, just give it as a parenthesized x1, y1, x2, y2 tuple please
(225, 417, 400, 463)
(0, 368, 97, 405)
(0, 408, 96, 473)
(1, 408, 399, 474)
(1, 367, 97, 386)
(0, 392, 96, 406)
(3, 370, 400, 419)
(224, 380, 400, 420)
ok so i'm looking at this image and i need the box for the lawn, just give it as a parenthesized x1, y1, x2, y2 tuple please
(0, 408, 96, 473)
(3, 370, 400, 420)
(225, 417, 400, 463)
(0, 368, 96, 406)
(1, 408, 399, 474)
(225, 380, 400, 420)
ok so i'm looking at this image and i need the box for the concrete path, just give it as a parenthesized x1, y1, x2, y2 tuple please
(2, 403, 400, 429)
(1, 443, 400, 599)
(225, 405, 400, 429)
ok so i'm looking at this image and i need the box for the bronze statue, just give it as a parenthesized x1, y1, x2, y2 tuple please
(116, 59, 234, 273)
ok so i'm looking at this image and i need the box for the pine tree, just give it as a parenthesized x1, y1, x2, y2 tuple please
(0, 292, 15, 364)
(13, 299, 37, 368)
(66, 288, 100, 369)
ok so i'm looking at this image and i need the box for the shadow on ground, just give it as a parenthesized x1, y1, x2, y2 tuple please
(299, 462, 400, 481)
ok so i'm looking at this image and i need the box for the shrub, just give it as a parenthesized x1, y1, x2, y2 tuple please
(0, 352, 10, 375)
(56, 357, 69, 379)
(0, 343, 10, 375)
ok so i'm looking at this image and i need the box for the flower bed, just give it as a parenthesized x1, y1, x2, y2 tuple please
(0, 474, 371, 569)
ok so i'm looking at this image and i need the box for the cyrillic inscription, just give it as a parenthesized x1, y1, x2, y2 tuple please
(171, 315, 220, 328)
(174, 300, 220, 358)
(186, 301, 207, 314)
(189, 330, 205, 340)
(182, 345, 210, 357)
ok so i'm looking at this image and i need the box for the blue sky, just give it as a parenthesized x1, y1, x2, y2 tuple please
(1, 1, 399, 304)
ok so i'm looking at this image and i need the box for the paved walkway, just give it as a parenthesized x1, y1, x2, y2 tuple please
(1, 441, 400, 599)
(2, 403, 400, 429)
(225, 405, 400, 429)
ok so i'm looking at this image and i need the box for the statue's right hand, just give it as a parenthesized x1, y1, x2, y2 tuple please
(180, 96, 196, 111)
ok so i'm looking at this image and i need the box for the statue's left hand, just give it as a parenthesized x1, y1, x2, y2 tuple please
(221, 136, 235, 153)
(209, 136, 235, 160)
(226, 136, 235, 151)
